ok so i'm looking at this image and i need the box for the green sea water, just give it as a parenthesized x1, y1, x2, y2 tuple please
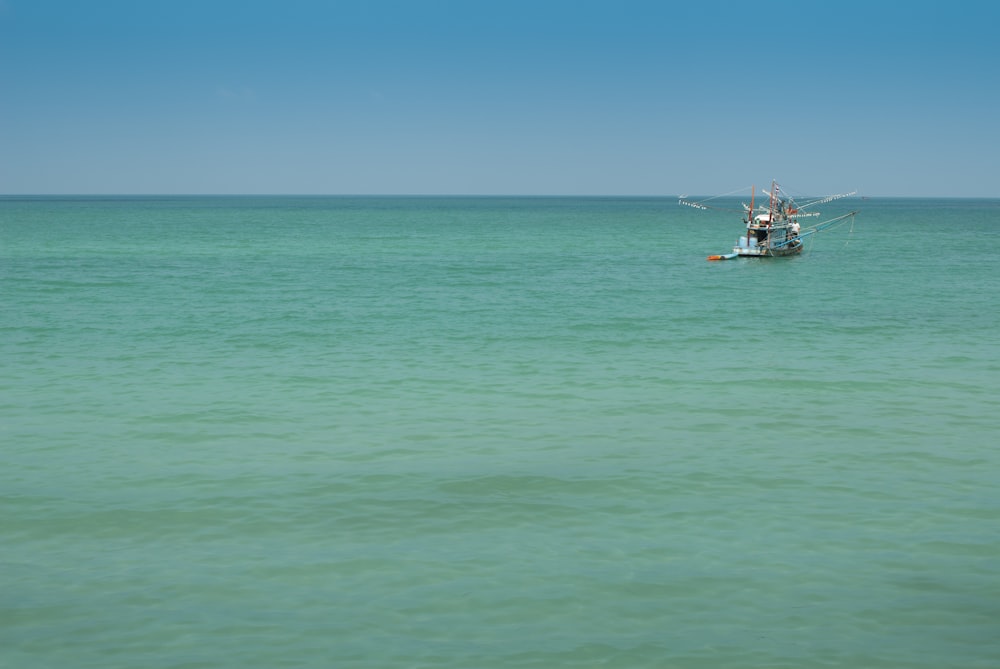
(2, 195, 998, 668)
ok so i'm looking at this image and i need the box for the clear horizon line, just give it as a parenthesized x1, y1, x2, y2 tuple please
(2, 192, 998, 199)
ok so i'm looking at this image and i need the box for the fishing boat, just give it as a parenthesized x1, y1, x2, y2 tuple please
(679, 182, 858, 260)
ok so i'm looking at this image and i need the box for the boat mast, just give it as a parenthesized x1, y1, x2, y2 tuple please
(768, 180, 777, 221)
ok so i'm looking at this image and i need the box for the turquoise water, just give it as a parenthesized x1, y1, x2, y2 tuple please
(2, 196, 999, 668)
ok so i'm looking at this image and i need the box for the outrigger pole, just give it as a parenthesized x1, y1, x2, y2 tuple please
(769, 210, 859, 249)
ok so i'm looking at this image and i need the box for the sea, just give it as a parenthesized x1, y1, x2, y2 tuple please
(2, 195, 998, 668)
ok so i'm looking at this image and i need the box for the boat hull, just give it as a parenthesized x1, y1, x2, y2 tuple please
(734, 239, 803, 257)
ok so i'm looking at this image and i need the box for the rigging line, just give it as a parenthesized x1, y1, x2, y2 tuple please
(842, 212, 857, 248)
(678, 185, 752, 205)
(803, 210, 859, 235)
(677, 199, 743, 214)
(678, 185, 754, 214)
(699, 185, 753, 202)
(768, 212, 857, 249)
(797, 191, 858, 210)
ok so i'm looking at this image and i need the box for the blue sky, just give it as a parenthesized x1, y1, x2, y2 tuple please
(2, 0, 997, 196)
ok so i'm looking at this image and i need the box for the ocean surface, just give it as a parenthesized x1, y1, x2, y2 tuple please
(2, 195, 998, 668)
